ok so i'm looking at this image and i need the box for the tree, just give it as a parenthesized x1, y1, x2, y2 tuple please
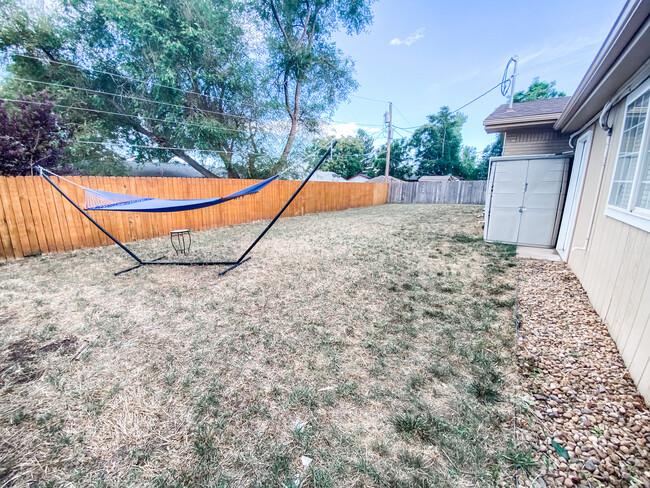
(366, 138, 412, 180)
(0, 0, 264, 178)
(258, 0, 374, 163)
(0, 91, 73, 176)
(408, 107, 467, 177)
(513, 77, 566, 103)
(308, 135, 365, 179)
(474, 134, 503, 180)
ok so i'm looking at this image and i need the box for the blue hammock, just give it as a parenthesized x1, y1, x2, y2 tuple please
(80, 174, 280, 213)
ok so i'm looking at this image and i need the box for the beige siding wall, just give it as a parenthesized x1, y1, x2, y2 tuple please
(566, 100, 650, 402)
(503, 127, 572, 156)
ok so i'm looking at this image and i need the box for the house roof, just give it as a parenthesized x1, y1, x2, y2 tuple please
(419, 175, 460, 182)
(347, 173, 370, 181)
(309, 170, 347, 182)
(483, 97, 571, 133)
(368, 175, 404, 183)
(555, 0, 650, 133)
(125, 160, 206, 178)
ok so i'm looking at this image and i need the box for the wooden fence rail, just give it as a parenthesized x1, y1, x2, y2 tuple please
(388, 180, 487, 205)
(0, 176, 388, 260)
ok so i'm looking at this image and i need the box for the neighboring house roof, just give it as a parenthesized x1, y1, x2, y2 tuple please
(310, 170, 347, 182)
(555, 0, 650, 133)
(484, 97, 571, 133)
(419, 175, 460, 182)
(347, 174, 371, 182)
(368, 175, 404, 183)
(125, 160, 206, 178)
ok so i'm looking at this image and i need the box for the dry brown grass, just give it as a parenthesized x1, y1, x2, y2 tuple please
(0, 204, 517, 487)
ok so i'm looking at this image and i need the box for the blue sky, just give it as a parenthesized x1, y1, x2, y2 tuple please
(330, 0, 626, 151)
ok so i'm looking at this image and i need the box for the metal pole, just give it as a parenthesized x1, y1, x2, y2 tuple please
(38, 169, 143, 264)
(385, 102, 392, 179)
(509, 55, 519, 108)
(235, 141, 338, 263)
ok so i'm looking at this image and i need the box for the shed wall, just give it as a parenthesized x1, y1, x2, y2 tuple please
(503, 127, 572, 156)
(566, 100, 650, 402)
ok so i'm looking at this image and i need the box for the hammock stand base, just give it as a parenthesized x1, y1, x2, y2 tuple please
(114, 257, 252, 276)
(38, 142, 336, 277)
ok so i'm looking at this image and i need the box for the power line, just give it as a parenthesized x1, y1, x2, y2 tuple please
(12, 53, 269, 112)
(72, 139, 270, 157)
(10, 76, 256, 122)
(348, 94, 390, 104)
(450, 81, 505, 114)
(0, 96, 282, 136)
(393, 105, 413, 127)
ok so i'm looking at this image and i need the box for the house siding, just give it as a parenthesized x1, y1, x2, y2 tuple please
(503, 127, 572, 156)
(566, 100, 650, 402)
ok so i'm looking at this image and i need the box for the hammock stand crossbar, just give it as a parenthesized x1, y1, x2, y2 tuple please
(37, 141, 336, 276)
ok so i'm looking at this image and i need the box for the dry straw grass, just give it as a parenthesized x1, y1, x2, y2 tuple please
(0, 204, 518, 487)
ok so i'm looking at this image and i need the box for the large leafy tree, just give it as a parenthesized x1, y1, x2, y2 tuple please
(366, 138, 412, 180)
(258, 0, 374, 163)
(473, 134, 503, 180)
(513, 77, 566, 103)
(0, 0, 270, 178)
(0, 91, 74, 176)
(408, 106, 467, 177)
(307, 134, 364, 179)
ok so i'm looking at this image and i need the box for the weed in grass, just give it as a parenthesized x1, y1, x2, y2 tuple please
(289, 386, 319, 410)
(353, 457, 381, 483)
(11, 407, 27, 425)
(193, 423, 219, 460)
(426, 362, 454, 381)
(467, 380, 501, 404)
(407, 373, 427, 392)
(502, 444, 537, 475)
(311, 469, 333, 488)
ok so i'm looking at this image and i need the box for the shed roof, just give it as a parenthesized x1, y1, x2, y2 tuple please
(368, 175, 404, 183)
(483, 97, 571, 133)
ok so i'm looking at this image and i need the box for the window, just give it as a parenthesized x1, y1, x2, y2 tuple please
(606, 78, 650, 232)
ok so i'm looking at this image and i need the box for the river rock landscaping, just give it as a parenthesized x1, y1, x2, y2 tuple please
(517, 260, 650, 487)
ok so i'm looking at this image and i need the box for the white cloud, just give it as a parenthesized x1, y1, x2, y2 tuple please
(326, 122, 382, 138)
(390, 28, 425, 47)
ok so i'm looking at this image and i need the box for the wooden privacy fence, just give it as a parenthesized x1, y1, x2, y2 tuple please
(0, 176, 388, 260)
(388, 180, 487, 205)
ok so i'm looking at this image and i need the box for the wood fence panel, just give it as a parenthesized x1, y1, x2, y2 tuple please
(387, 181, 486, 205)
(0, 176, 389, 260)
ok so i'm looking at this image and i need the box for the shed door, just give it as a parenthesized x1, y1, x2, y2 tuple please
(485, 157, 568, 247)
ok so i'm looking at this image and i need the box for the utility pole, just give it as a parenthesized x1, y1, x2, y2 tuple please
(384, 102, 392, 179)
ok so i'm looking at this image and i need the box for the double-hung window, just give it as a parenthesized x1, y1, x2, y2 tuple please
(606, 78, 650, 232)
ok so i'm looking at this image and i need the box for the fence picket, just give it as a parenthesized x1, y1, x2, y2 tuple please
(0, 176, 389, 260)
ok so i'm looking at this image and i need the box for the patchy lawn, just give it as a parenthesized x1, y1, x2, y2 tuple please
(0, 204, 518, 487)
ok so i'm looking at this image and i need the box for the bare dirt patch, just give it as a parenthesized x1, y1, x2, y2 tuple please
(0, 204, 518, 487)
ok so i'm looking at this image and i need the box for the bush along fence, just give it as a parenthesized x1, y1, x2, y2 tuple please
(0, 176, 388, 260)
(388, 180, 487, 205)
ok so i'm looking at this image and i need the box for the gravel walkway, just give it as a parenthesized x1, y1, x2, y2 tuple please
(517, 260, 650, 488)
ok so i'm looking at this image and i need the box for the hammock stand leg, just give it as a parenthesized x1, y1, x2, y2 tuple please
(37, 141, 336, 276)
(40, 172, 145, 267)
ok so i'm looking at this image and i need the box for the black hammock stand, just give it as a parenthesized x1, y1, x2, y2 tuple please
(38, 142, 337, 276)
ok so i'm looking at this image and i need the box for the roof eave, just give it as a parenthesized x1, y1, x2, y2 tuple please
(484, 115, 561, 134)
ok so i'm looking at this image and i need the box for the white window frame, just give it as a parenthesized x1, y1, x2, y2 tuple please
(605, 77, 650, 233)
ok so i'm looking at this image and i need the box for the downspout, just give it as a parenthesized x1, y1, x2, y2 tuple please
(571, 99, 614, 253)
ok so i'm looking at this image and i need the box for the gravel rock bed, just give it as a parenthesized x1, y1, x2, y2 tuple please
(516, 260, 650, 487)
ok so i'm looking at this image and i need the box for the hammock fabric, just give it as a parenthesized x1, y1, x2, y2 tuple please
(82, 174, 280, 213)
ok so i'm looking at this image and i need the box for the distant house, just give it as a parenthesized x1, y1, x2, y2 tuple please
(347, 174, 371, 182)
(418, 175, 461, 182)
(309, 170, 347, 182)
(125, 159, 206, 178)
(482, 0, 650, 402)
(484, 97, 572, 156)
(367, 175, 404, 183)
